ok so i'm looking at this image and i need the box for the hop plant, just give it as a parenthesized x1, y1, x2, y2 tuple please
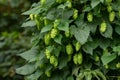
(50, 28, 58, 38)
(73, 54, 78, 65)
(73, 52, 83, 65)
(66, 0, 72, 8)
(41, 0, 46, 5)
(77, 52, 83, 65)
(107, 5, 112, 12)
(105, 64, 109, 69)
(100, 21, 107, 33)
(29, 14, 34, 20)
(44, 33, 51, 45)
(66, 44, 73, 55)
(73, 9, 78, 20)
(50, 56, 58, 67)
(118, 10, 120, 17)
(106, 0, 112, 3)
(45, 49, 51, 59)
(75, 41, 81, 51)
(87, 12, 93, 22)
(116, 62, 120, 68)
(45, 71, 51, 77)
(109, 11, 115, 22)
(53, 19, 60, 28)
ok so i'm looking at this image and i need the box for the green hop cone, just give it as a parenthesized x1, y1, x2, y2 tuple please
(100, 21, 107, 33)
(66, 44, 73, 55)
(66, 1, 72, 8)
(41, 0, 46, 5)
(50, 28, 58, 38)
(34, 15, 43, 30)
(65, 31, 70, 38)
(105, 64, 109, 69)
(75, 41, 81, 51)
(109, 11, 115, 22)
(103, 48, 108, 54)
(45, 49, 51, 59)
(54, 59, 58, 67)
(34, 14, 39, 20)
(77, 52, 83, 65)
(107, 5, 112, 12)
(119, 10, 120, 17)
(50, 56, 55, 64)
(73, 54, 78, 65)
(87, 12, 93, 22)
(35, 20, 41, 30)
(116, 62, 120, 68)
(44, 18, 50, 26)
(53, 19, 60, 28)
(29, 14, 34, 20)
(73, 9, 78, 20)
(44, 33, 51, 45)
(95, 55, 99, 62)
(50, 56, 58, 67)
(106, 0, 112, 3)
(45, 71, 51, 77)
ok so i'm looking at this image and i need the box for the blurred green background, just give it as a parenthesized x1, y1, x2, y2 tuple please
(0, 0, 38, 80)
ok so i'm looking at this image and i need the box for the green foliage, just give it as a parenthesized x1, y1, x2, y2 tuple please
(0, 0, 33, 79)
(17, 0, 120, 80)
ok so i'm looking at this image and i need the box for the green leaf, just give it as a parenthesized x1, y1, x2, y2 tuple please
(101, 53, 117, 65)
(115, 25, 120, 35)
(44, 0, 55, 7)
(26, 70, 43, 80)
(72, 67, 80, 76)
(45, 8, 56, 20)
(0, 42, 5, 48)
(62, 9, 74, 20)
(67, 76, 74, 80)
(99, 38, 111, 49)
(45, 64, 52, 72)
(113, 45, 120, 56)
(92, 71, 100, 80)
(35, 51, 46, 69)
(41, 25, 52, 33)
(93, 5, 101, 16)
(46, 45, 54, 52)
(54, 34, 62, 44)
(100, 0, 104, 3)
(112, 1, 120, 10)
(74, 13, 84, 27)
(77, 73, 84, 80)
(38, 51, 46, 61)
(18, 47, 38, 61)
(58, 55, 68, 69)
(16, 63, 36, 75)
(91, 0, 100, 8)
(83, 6, 92, 12)
(58, 4, 66, 9)
(94, 70, 106, 80)
(84, 72, 92, 80)
(21, 20, 36, 27)
(22, 6, 41, 15)
(53, 46, 61, 57)
(88, 22, 98, 34)
(70, 24, 90, 44)
(83, 40, 99, 55)
(58, 20, 69, 32)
